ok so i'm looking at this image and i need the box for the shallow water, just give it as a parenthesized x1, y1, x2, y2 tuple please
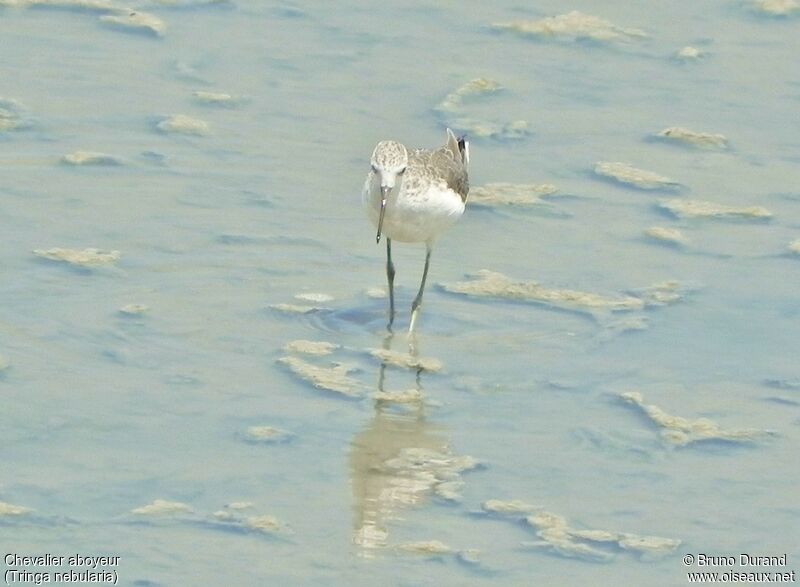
(1, 1, 799, 585)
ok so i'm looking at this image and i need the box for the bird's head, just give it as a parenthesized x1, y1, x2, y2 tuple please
(370, 140, 408, 190)
(370, 140, 408, 243)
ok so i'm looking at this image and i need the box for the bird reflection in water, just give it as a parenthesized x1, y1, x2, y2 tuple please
(349, 332, 479, 555)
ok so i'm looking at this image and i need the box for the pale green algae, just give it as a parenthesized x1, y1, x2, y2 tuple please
(478, 499, 680, 562)
(0, 501, 33, 516)
(33, 248, 121, 266)
(211, 510, 290, 536)
(277, 355, 364, 398)
(396, 540, 453, 555)
(119, 303, 148, 315)
(656, 127, 728, 149)
(293, 292, 334, 303)
(130, 499, 193, 516)
(283, 340, 338, 356)
(434, 78, 530, 140)
(441, 270, 645, 313)
(644, 226, 688, 246)
(523, 510, 680, 562)
(658, 199, 772, 219)
(372, 388, 423, 404)
(130, 499, 291, 537)
(244, 426, 293, 443)
(99, 10, 166, 37)
(674, 46, 705, 60)
(481, 499, 542, 515)
(156, 114, 209, 135)
(368, 348, 442, 372)
(192, 90, 244, 106)
(619, 391, 774, 446)
(61, 150, 123, 166)
(492, 11, 647, 43)
(753, 0, 799, 15)
(593, 162, 679, 190)
(0, 1, 165, 36)
(441, 272, 686, 339)
(469, 182, 559, 207)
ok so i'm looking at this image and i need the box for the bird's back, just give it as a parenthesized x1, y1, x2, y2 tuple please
(409, 149, 467, 201)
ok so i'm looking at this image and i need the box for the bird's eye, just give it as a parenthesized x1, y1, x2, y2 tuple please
(371, 164, 378, 173)
(398, 167, 406, 175)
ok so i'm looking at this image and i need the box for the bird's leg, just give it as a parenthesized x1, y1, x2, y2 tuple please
(376, 329, 394, 396)
(386, 238, 396, 330)
(408, 245, 432, 334)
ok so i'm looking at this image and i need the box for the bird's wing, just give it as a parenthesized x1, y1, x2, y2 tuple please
(409, 148, 469, 203)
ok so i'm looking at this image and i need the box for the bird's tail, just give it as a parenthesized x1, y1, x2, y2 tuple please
(457, 135, 469, 168)
(445, 128, 469, 167)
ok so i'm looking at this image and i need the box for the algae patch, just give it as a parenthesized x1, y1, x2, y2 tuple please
(0, 1, 166, 37)
(242, 515, 287, 535)
(192, 90, 243, 106)
(283, 340, 338, 356)
(209, 505, 291, 537)
(277, 355, 364, 398)
(373, 388, 423, 404)
(658, 199, 772, 220)
(396, 540, 453, 555)
(99, 10, 165, 36)
(675, 46, 705, 60)
(482, 499, 542, 515)
(33, 247, 121, 267)
(644, 226, 688, 246)
(131, 499, 193, 516)
(244, 426, 293, 444)
(294, 292, 334, 303)
(0, 501, 33, 516)
(369, 348, 443, 373)
(656, 127, 728, 149)
(492, 11, 647, 43)
(619, 391, 774, 446)
(524, 510, 680, 562)
(469, 182, 559, 206)
(62, 150, 123, 166)
(434, 78, 530, 140)
(441, 270, 645, 313)
(753, 0, 799, 15)
(119, 303, 149, 315)
(156, 114, 209, 135)
(594, 162, 678, 190)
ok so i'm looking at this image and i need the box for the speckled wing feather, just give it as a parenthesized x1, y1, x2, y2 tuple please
(408, 148, 469, 203)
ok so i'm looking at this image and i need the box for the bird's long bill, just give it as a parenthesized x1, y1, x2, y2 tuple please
(376, 187, 389, 244)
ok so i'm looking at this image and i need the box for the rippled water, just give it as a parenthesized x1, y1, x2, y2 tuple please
(2, 1, 798, 585)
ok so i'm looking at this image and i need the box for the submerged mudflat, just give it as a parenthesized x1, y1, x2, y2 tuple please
(1, 1, 798, 585)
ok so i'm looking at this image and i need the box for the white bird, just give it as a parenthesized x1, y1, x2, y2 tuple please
(363, 128, 469, 333)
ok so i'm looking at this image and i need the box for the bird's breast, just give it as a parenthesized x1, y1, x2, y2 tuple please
(363, 175, 464, 244)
